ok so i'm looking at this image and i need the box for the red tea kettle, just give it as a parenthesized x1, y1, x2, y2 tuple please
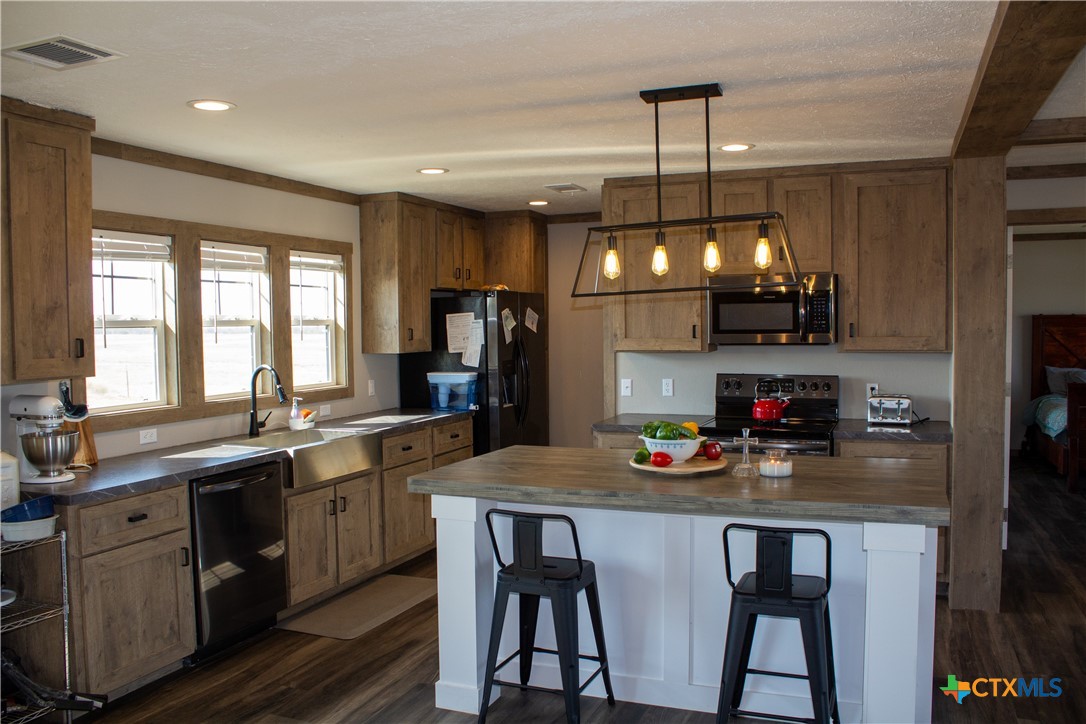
(752, 386, 791, 421)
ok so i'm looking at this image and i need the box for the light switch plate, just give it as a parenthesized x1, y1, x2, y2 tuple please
(319, 404, 331, 417)
(620, 379, 632, 397)
(662, 378, 674, 397)
(139, 429, 157, 445)
(367, 380, 376, 396)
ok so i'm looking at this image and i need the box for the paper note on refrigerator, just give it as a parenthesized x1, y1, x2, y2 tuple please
(461, 320, 484, 367)
(445, 312, 475, 353)
(525, 307, 539, 333)
(501, 308, 516, 344)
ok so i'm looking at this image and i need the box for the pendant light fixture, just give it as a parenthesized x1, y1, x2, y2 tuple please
(571, 82, 804, 298)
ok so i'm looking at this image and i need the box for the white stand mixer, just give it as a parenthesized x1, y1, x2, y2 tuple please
(8, 395, 79, 484)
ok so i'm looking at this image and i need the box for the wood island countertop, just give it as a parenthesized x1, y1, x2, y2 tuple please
(408, 445, 950, 526)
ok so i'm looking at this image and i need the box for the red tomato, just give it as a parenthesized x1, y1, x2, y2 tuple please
(703, 441, 723, 460)
(650, 451, 673, 467)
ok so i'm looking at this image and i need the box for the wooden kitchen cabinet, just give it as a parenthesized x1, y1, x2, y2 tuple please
(769, 175, 833, 274)
(436, 210, 485, 291)
(285, 471, 383, 605)
(834, 168, 949, 351)
(361, 195, 436, 353)
(1, 98, 95, 383)
(60, 485, 196, 694)
(383, 457, 434, 560)
(484, 211, 547, 293)
(604, 181, 708, 351)
(709, 178, 768, 274)
(592, 430, 643, 450)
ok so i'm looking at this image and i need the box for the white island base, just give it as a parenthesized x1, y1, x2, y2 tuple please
(431, 495, 938, 724)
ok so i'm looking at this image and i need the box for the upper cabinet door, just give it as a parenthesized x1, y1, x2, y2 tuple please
(769, 175, 833, 274)
(3, 115, 94, 382)
(398, 202, 436, 352)
(835, 169, 949, 351)
(606, 182, 707, 351)
(709, 179, 769, 274)
(460, 215, 485, 291)
(434, 210, 462, 289)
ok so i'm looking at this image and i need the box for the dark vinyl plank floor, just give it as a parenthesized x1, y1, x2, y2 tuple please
(90, 456, 1085, 723)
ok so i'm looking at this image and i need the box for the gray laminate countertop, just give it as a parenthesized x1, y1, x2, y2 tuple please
(28, 409, 470, 506)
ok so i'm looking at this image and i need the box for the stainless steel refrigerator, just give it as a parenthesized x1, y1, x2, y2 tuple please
(399, 291, 548, 455)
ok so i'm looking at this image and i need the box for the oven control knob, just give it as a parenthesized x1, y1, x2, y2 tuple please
(822, 382, 832, 392)
(721, 380, 731, 391)
(733, 380, 743, 392)
(797, 381, 807, 392)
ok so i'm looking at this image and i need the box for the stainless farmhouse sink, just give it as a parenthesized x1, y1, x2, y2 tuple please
(254, 428, 381, 488)
(167, 428, 381, 488)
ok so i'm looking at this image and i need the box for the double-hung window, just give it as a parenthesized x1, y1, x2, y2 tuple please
(290, 250, 346, 389)
(201, 241, 271, 398)
(86, 230, 175, 412)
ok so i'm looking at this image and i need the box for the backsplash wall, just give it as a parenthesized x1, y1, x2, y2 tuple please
(616, 348, 952, 421)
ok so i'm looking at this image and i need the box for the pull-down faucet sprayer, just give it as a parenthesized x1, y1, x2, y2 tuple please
(249, 364, 289, 437)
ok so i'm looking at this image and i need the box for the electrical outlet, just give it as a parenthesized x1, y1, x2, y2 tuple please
(367, 379, 376, 396)
(139, 429, 158, 445)
(866, 383, 879, 398)
(662, 378, 674, 397)
(620, 379, 632, 397)
(319, 404, 331, 417)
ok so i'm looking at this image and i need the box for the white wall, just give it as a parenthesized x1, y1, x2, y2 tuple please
(0, 156, 398, 460)
(1006, 177, 1086, 450)
(546, 223, 604, 447)
(617, 349, 952, 421)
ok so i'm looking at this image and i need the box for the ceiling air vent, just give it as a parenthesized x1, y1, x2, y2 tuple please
(3, 36, 124, 71)
(544, 183, 587, 194)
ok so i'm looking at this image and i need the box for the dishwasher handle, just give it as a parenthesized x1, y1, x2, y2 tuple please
(196, 471, 276, 495)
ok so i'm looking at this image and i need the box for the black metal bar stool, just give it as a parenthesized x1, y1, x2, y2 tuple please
(717, 523, 840, 724)
(479, 509, 615, 724)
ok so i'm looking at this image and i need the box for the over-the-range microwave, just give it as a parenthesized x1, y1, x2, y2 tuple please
(707, 273, 837, 345)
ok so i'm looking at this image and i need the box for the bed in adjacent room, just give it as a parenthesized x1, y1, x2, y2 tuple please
(1023, 314, 1085, 491)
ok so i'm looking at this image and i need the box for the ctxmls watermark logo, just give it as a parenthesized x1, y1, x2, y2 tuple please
(940, 675, 1063, 704)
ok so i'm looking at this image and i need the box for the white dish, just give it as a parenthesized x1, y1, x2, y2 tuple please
(1, 514, 58, 541)
(0, 588, 15, 607)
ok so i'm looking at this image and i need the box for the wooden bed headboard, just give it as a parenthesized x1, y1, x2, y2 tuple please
(1031, 314, 1086, 399)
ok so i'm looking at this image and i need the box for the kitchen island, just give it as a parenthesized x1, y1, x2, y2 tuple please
(408, 445, 949, 723)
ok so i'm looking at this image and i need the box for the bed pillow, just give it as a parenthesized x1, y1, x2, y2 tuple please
(1046, 366, 1086, 395)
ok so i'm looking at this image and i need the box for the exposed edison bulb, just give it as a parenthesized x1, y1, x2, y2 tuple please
(754, 222, 772, 270)
(703, 228, 721, 273)
(603, 235, 621, 280)
(651, 231, 669, 276)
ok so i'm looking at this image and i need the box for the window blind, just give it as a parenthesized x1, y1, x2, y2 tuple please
(201, 241, 268, 272)
(93, 230, 172, 262)
(290, 250, 344, 272)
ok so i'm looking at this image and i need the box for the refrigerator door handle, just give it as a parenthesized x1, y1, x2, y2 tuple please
(519, 336, 531, 427)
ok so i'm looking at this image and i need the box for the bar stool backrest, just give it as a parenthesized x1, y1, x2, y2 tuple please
(723, 523, 832, 600)
(485, 508, 584, 583)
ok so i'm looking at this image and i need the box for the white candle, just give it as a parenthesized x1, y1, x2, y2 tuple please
(759, 457, 792, 477)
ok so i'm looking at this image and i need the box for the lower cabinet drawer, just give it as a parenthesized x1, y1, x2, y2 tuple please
(76, 486, 189, 556)
(433, 418, 472, 456)
(382, 428, 432, 469)
(434, 445, 472, 468)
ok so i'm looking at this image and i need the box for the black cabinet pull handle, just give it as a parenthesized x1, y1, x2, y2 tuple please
(401, 444, 413, 452)
(450, 433, 460, 440)
(455, 267, 461, 280)
(849, 322, 856, 338)
(328, 499, 336, 516)
(74, 338, 85, 358)
(128, 513, 148, 523)
(340, 496, 347, 513)
(407, 327, 414, 341)
(466, 268, 471, 281)
(692, 324, 697, 339)
(779, 246, 784, 261)
(181, 547, 190, 567)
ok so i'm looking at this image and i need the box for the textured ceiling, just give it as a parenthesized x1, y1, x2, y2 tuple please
(1, 1, 1078, 214)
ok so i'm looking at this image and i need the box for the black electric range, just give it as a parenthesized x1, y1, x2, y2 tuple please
(698, 373, 840, 456)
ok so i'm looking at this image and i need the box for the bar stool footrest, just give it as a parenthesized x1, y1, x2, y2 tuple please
(492, 646, 608, 695)
(745, 667, 810, 681)
(731, 707, 817, 724)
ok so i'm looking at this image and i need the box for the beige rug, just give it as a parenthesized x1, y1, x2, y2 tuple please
(277, 574, 436, 640)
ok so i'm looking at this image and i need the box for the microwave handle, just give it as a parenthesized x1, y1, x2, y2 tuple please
(798, 283, 809, 342)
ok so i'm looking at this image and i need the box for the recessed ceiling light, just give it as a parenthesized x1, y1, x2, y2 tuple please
(187, 99, 236, 112)
(720, 143, 754, 152)
(528, 200, 549, 206)
(417, 168, 449, 175)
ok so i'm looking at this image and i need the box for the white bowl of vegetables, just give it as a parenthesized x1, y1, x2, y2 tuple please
(639, 420, 705, 463)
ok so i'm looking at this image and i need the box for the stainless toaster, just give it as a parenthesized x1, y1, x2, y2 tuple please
(867, 394, 912, 425)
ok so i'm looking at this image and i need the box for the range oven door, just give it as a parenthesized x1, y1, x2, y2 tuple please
(711, 437, 833, 456)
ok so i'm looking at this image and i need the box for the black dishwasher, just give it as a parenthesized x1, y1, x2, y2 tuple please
(189, 460, 287, 659)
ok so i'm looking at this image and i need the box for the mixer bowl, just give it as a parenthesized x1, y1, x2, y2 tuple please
(20, 430, 79, 477)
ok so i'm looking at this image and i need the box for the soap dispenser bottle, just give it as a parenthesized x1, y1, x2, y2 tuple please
(289, 397, 304, 427)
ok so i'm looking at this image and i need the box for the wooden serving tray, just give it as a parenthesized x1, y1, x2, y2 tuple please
(629, 457, 727, 475)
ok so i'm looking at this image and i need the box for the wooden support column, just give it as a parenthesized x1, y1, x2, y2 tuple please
(950, 156, 1007, 611)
